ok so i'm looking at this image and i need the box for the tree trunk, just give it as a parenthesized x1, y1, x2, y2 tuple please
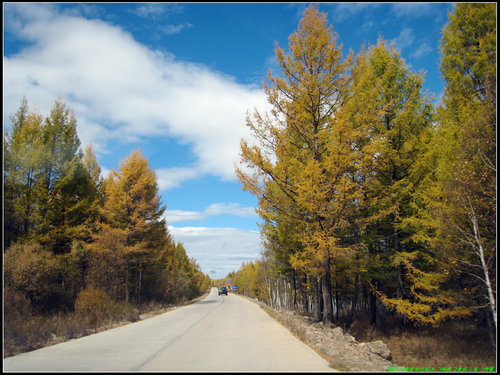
(380, 302, 387, 336)
(300, 275, 309, 315)
(469, 200, 497, 331)
(396, 263, 404, 334)
(125, 263, 129, 303)
(485, 306, 496, 350)
(137, 260, 143, 303)
(314, 277, 322, 322)
(346, 273, 359, 330)
(369, 287, 377, 326)
(368, 245, 377, 326)
(322, 270, 334, 324)
(335, 286, 339, 322)
(264, 271, 273, 307)
(395, 232, 405, 334)
(291, 268, 297, 311)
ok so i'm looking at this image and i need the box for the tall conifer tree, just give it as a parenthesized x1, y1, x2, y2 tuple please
(237, 4, 356, 323)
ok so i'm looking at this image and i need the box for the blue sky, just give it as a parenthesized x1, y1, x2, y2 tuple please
(3, 2, 455, 279)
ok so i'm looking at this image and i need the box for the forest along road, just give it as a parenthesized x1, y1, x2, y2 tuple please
(4, 288, 336, 372)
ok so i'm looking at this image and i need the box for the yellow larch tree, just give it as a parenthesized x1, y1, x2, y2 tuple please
(236, 4, 368, 323)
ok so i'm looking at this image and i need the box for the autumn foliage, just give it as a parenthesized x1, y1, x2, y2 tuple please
(4, 100, 211, 351)
(234, 3, 496, 346)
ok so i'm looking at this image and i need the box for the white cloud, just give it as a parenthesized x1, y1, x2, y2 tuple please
(3, 4, 270, 184)
(358, 20, 375, 35)
(205, 203, 256, 217)
(168, 226, 263, 279)
(160, 22, 193, 35)
(327, 3, 381, 23)
(410, 43, 433, 59)
(165, 203, 257, 224)
(134, 3, 183, 19)
(392, 27, 415, 51)
(391, 3, 435, 18)
(135, 4, 167, 18)
(156, 166, 202, 191)
(166, 210, 207, 223)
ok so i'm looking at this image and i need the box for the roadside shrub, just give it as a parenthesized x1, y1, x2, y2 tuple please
(4, 287, 32, 321)
(118, 301, 140, 322)
(4, 241, 63, 313)
(74, 287, 119, 327)
(4, 287, 33, 352)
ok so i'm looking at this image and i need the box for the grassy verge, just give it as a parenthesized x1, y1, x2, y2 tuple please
(381, 325, 495, 370)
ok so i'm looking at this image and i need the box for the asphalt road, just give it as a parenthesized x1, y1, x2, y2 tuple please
(4, 287, 335, 372)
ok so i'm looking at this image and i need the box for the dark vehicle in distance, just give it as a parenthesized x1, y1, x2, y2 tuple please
(218, 286, 228, 295)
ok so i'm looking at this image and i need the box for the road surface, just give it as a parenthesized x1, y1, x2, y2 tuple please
(4, 287, 335, 372)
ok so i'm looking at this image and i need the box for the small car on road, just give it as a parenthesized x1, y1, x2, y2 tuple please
(218, 286, 228, 295)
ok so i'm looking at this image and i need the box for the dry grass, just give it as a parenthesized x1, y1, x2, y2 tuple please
(3, 301, 140, 358)
(4, 290, 210, 358)
(349, 318, 496, 371)
(4, 312, 90, 357)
